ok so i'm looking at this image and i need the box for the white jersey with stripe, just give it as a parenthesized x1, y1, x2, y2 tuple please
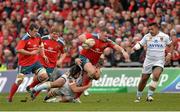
(139, 31, 172, 60)
(58, 73, 82, 98)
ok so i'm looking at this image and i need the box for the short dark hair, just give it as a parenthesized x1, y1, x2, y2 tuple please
(29, 23, 39, 31)
(69, 65, 82, 77)
(148, 22, 158, 27)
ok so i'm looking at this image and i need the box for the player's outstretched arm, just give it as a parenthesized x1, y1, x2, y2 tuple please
(69, 80, 92, 93)
(113, 45, 130, 62)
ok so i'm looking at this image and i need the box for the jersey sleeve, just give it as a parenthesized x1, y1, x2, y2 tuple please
(165, 35, 172, 45)
(16, 40, 26, 50)
(139, 35, 147, 46)
(107, 39, 116, 48)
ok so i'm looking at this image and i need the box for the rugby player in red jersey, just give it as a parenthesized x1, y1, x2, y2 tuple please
(7, 23, 49, 102)
(31, 27, 65, 98)
(75, 28, 130, 102)
(39, 27, 65, 79)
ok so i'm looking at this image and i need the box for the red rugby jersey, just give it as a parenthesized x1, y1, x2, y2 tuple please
(16, 33, 41, 66)
(39, 35, 65, 68)
(80, 33, 115, 65)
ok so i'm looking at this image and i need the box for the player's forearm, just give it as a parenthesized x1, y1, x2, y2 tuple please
(39, 43, 45, 56)
(16, 49, 33, 55)
(73, 85, 90, 93)
(59, 53, 66, 61)
(114, 45, 125, 54)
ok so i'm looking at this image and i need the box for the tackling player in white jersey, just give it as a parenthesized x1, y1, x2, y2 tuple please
(132, 22, 173, 102)
(28, 64, 91, 102)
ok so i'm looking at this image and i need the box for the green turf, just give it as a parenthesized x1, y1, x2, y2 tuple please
(0, 93, 180, 111)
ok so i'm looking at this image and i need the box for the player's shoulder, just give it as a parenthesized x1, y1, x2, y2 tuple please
(158, 31, 169, 38)
(143, 33, 151, 38)
(21, 33, 30, 40)
(41, 35, 51, 40)
(57, 37, 65, 46)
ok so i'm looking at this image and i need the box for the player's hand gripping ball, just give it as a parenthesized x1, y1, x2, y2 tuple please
(82, 39, 95, 49)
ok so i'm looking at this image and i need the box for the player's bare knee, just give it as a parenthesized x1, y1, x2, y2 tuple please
(87, 69, 96, 79)
(36, 68, 49, 82)
(152, 74, 160, 81)
(16, 79, 23, 85)
(38, 74, 49, 82)
(15, 73, 25, 85)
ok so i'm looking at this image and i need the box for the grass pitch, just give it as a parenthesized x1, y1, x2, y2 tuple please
(0, 93, 180, 111)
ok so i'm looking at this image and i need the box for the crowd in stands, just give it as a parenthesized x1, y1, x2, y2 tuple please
(0, 0, 179, 69)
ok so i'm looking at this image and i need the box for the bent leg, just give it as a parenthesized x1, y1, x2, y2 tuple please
(136, 74, 150, 98)
(148, 66, 163, 97)
(8, 73, 25, 102)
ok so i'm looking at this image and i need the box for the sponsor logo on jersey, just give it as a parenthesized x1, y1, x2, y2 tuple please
(154, 39, 158, 43)
(148, 43, 163, 48)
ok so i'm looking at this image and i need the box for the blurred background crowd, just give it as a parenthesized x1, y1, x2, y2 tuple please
(0, 0, 179, 70)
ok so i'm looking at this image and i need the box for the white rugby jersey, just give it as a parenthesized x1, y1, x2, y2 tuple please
(59, 73, 82, 98)
(139, 31, 172, 60)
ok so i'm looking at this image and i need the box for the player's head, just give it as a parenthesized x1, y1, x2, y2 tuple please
(50, 27, 60, 40)
(28, 23, 39, 37)
(148, 22, 159, 36)
(99, 28, 108, 41)
(69, 65, 83, 79)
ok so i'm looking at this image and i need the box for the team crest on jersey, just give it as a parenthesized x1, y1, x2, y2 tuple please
(154, 39, 158, 43)
(160, 37, 163, 41)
